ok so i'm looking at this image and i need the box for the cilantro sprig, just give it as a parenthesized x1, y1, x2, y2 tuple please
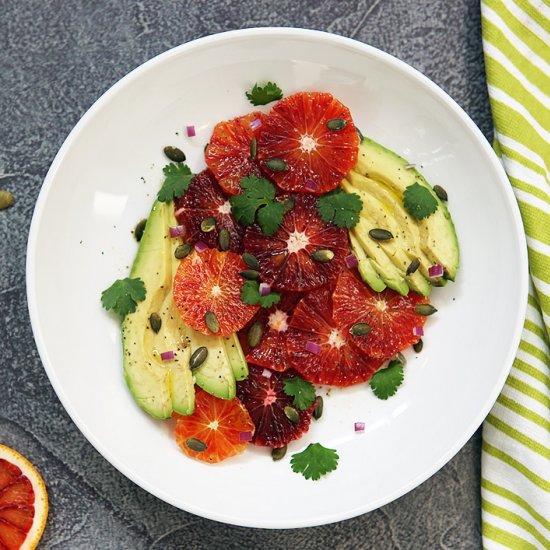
(230, 176, 285, 236)
(283, 377, 316, 410)
(291, 443, 339, 481)
(157, 163, 194, 202)
(241, 280, 281, 308)
(317, 188, 362, 228)
(403, 182, 438, 220)
(245, 82, 283, 106)
(369, 360, 404, 400)
(101, 277, 146, 317)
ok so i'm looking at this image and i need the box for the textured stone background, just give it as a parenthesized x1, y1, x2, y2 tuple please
(0, 0, 491, 548)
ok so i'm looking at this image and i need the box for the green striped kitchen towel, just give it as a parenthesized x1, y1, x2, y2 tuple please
(481, 0, 550, 548)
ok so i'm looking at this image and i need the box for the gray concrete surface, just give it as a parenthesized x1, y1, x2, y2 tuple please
(0, 0, 491, 548)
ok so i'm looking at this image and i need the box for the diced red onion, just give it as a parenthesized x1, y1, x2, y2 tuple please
(259, 282, 271, 296)
(306, 340, 322, 355)
(305, 179, 317, 192)
(345, 253, 358, 269)
(428, 263, 444, 278)
(249, 118, 262, 131)
(354, 422, 365, 432)
(413, 326, 424, 337)
(239, 431, 253, 442)
(194, 241, 208, 253)
(169, 225, 186, 238)
(186, 125, 196, 137)
(262, 368, 272, 379)
(404, 163, 416, 169)
(160, 351, 174, 361)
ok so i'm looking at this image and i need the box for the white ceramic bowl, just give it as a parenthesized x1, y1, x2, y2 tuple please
(27, 28, 528, 528)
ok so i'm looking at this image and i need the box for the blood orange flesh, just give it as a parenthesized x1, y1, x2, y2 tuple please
(205, 112, 264, 195)
(258, 92, 360, 194)
(286, 286, 383, 386)
(173, 248, 259, 336)
(174, 389, 255, 463)
(333, 269, 428, 360)
(243, 194, 349, 291)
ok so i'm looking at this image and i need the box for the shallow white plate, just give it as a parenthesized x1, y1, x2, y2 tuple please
(27, 28, 528, 528)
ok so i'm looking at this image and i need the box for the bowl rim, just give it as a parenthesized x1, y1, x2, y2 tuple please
(26, 27, 528, 528)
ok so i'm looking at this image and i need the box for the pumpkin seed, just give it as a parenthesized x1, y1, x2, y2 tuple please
(190, 346, 208, 370)
(311, 249, 334, 263)
(205, 311, 220, 333)
(200, 217, 216, 233)
(265, 158, 287, 172)
(433, 184, 448, 201)
(149, 313, 162, 334)
(284, 406, 300, 424)
(356, 126, 364, 141)
(247, 321, 263, 348)
(414, 304, 438, 316)
(163, 146, 186, 163)
(326, 118, 347, 130)
(250, 137, 257, 159)
(240, 269, 260, 280)
(313, 396, 323, 420)
(218, 228, 230, 251)
(175, 243, 192, 259)
(413, 339, 424, 353)
(185, 437, 207, 452)
(396, 352, 406, 365)
(271, 446, 287, 461)
(242, 253, 259, 270)
(349, 322, 371, 336)
(369, 228, 393, 241)
(406, 258, 420, 276)
(134, 218, 147, 242)
(282, 198, 294, 214)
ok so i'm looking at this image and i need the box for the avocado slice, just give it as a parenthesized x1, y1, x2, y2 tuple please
(122, 201, 194, 419)
(223, 334, 249, 381)
(353, 138, 459, 280)
(348, 232, 386, 292)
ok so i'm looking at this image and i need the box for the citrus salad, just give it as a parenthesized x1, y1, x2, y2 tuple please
(102, 83, 459, 480)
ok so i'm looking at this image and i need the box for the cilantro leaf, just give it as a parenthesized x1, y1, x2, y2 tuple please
(157, 163, 194, 202)
(369, 360, 404, 400)
(403, 182, 438, 220)
(230, 176, 285, 236)
(283, 376, 316, 410)
(241, 280, 281, 308)
(317, 188, 363, 228)
(101, 277, 146, 317)
(245, 82, 283, 106)
(291, 443, 339, 481)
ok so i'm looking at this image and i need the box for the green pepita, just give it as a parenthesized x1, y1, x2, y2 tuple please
(396, 352, 406, 365)
(265, 158, 287, 172)
(413, 339, 424, 353)
(414, 304, 438, 316)
(406, 258, 420, 276)
(250, 137, 257, 159)
(355, 126, 364, 142)
(185, 437, 207, 452)
(205, 311, 220, 333)
(326, 118, 347, 130)
(240, 269, 260, 280)
(200, 217, 216, 233)
(271, 446, 287, 461)
(134, 218, 147, 242)
(190, 346, 208, 370)
(163, 146, 186, 163)
(313, 396, 323, 420)
(311, 249, 334, 263)
(282, 198, 295, 214)
(369, 228, 393, 241)
(218, 228, 230, 251)
(349, 322, 371, 336)
(284, 406, 300, 424)
(242, 253, 260, 270)
(433, 185, 448, 201)
(149, 313, 162, 334)
(247, 321, 263, 348)
(175, 243, 192, 259)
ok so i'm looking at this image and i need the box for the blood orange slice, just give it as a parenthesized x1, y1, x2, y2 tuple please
(174, 389, 255, 463)
(173, 248, 259, 336)
(333, 270, 428, 360)
(174, 170, 244, 253)
(243, 194, 349, 291)
(0, 445, 48, 550)
(286, 286, 383, 386)
(205, 112, 264, 195)
(258, 92, 360, 194)
(239, 292, 302, 372)
(236, 365, 314, 447)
